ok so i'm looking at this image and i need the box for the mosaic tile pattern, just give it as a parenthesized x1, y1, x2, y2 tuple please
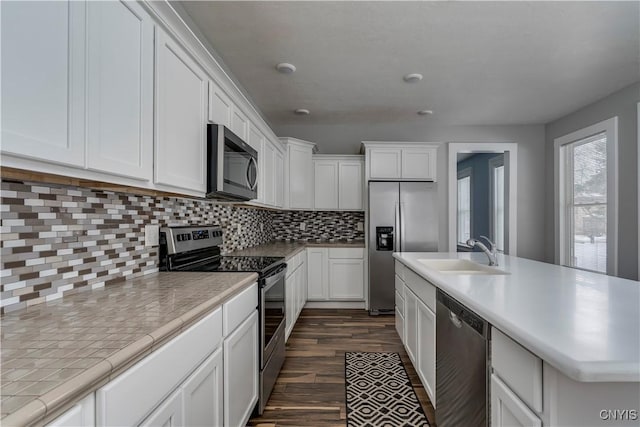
(0, 180, 273, 313)
(272, 210, 365, 241)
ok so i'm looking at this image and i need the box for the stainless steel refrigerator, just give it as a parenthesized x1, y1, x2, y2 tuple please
(368, 181, 438, 314)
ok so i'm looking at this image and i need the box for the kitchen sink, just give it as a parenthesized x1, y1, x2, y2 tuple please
(417, 259, 510, 275)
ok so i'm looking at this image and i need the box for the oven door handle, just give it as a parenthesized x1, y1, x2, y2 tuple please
(262, 267, 287, 291)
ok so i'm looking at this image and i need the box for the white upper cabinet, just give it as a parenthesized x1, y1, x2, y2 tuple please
(275, 149, 284, 208)
(363, 142, 440, 181)
(281, 138, 316, 210)
(154, 26, 208, 193)
(1, 0, 86, 167)
(314, 160, 339, 209)
(312, 155, 364, 211)
(338, 160, 363, 210)
(86, 0, 154, 181)
(231, 106, 249, 141)
(262, 140, 276, 206)
(401, 147, 436, 180)
(369, 148, 402, 179)
(208, 80, 233, 128)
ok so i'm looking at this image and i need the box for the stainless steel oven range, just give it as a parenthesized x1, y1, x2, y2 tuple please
(159, 225, 286, 415)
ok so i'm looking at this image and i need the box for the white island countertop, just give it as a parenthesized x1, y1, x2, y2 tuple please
(393, 252, 640, 382)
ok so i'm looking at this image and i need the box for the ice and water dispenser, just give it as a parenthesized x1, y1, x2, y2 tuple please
(376, 226, 394, 251)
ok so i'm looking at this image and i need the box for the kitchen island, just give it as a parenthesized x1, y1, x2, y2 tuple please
(393, 251, 640, 426)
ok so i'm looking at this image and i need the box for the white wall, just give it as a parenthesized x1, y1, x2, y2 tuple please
(544, 82, 639, 280)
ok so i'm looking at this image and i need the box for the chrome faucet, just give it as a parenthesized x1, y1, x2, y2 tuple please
(466, 236, 498, 266)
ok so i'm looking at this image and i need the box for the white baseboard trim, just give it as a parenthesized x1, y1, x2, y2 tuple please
(304, 301, 366, 309)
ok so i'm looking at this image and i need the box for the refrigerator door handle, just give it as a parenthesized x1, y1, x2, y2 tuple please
(400, 202, 406, 252)
(394, 202, 400, 252)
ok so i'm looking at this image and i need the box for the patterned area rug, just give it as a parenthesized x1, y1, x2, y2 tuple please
(345, 352, 430, 426)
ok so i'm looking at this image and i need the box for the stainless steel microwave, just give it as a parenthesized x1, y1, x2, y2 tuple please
(207, 124, 258, 201)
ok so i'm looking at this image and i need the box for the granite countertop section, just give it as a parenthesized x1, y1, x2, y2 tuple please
(229, 240, 365, 260)
(393, 252, 640, 382)
(0, 271, 258, 426)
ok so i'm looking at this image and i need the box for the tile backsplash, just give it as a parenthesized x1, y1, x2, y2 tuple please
(272, 210, 365, 241)
(0, 179, 364, 313)
(0, 180, 273, 313)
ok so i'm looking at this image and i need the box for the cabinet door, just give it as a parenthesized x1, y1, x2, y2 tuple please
(1, 0, 85, 166)
(86, 0, 153, 180)
(491, 374, 542, 427)
(231, 106, 248, 140)
(275, 150, 285, 208)
(417, 299, 436, 404)
(208, 80, 232, 127)
(369, 149, 401, 179)
(154, 27, 207, 193)
(401, 148, 436, 180)
(248, 126, 265, 204)
(285, 271, 296, 340)
(224, 311, 259, 427)
(404, 289, 418, 364)
(263, 141, 276, 206)
(307, 248, 329, 300)
(288, 145, 313, 209)
(338, 161, 363, 210)
(47, 393, 95, 427)
(181, 348, 223, 427)
(139, 389, 183, 427)
(296, 266, 306, 316)
(314, 160, 339, 209)
(328, 259, 364, 300)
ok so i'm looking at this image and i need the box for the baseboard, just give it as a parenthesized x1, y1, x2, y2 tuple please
(304, 301, 366, 309)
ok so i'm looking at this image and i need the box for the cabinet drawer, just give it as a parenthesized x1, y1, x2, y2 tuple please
(96, 307, 222, 426)
(404, 267, 436, 312)
(395, 290, 405, 317)
(223, 283, 258, 336)
(491, 328, 542, 412)
(328, 248, 364, 259)
(395, 260, 405, 281)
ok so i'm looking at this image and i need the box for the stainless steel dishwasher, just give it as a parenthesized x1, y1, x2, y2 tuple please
(436, 289, 489, 427)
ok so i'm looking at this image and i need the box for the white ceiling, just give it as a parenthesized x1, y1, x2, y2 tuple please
(179, 1, 639, 153)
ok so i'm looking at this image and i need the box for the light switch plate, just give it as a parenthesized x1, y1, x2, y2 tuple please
(144, 224, 159, 247)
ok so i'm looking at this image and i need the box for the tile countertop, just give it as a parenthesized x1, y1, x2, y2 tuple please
(0, 271, 258, 426)
(393, 251, 640, 383)
(228, 240, 366, 260)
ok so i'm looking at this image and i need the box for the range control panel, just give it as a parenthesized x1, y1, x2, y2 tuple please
(160, 225, 223, 255)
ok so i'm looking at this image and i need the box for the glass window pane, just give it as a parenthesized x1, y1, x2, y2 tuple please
(457, 176, 471, 244)
(493, 165, 505, 252)
(571, 204, 607, 273)
(573, 135, 607, 204)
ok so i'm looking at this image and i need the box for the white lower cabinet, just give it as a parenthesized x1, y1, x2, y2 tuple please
(307, 248, 365, 302)
(181, 348, 224, 427)
(46, 393, 95, 427)
(285, 252, 307, 341)
(416, 298, 436, 404)
(404, 289, 418, 364)
(491, 374, 541, 427)
(224, 311, 259, 427)
(140, 389, 184, 427)
(96, 283, 258, 427)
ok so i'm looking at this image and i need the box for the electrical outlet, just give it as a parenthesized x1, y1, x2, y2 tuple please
(299, 222, 306, 231)
(237, 224, 242, 234)
(260, 223, 264, 232)
(144, 224, 160, 247)
(357, 222, 364, 232)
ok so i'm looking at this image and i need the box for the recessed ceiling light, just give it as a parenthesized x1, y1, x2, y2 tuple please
(276, 63, 296, 74)
(417, 110, 433, 115)
(294, 108, 310, 115)
(403, 73, 423, 83)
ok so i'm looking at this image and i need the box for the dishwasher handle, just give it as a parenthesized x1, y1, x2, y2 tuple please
(437, 289, 488, 337)
(449, 311, 463, 328)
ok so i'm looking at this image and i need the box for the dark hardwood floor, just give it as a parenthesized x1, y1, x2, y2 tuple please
(248, 309, 436, 426)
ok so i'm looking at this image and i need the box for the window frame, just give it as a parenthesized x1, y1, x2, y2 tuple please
(489, 155, 505, 252)
(554, 117, 618, 276)
(457, 167, 473, 246)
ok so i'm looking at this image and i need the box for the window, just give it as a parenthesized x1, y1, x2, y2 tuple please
(457, 168, 472, 245)
(555, 117, 618, 275)
(489, 156, 505, 252)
